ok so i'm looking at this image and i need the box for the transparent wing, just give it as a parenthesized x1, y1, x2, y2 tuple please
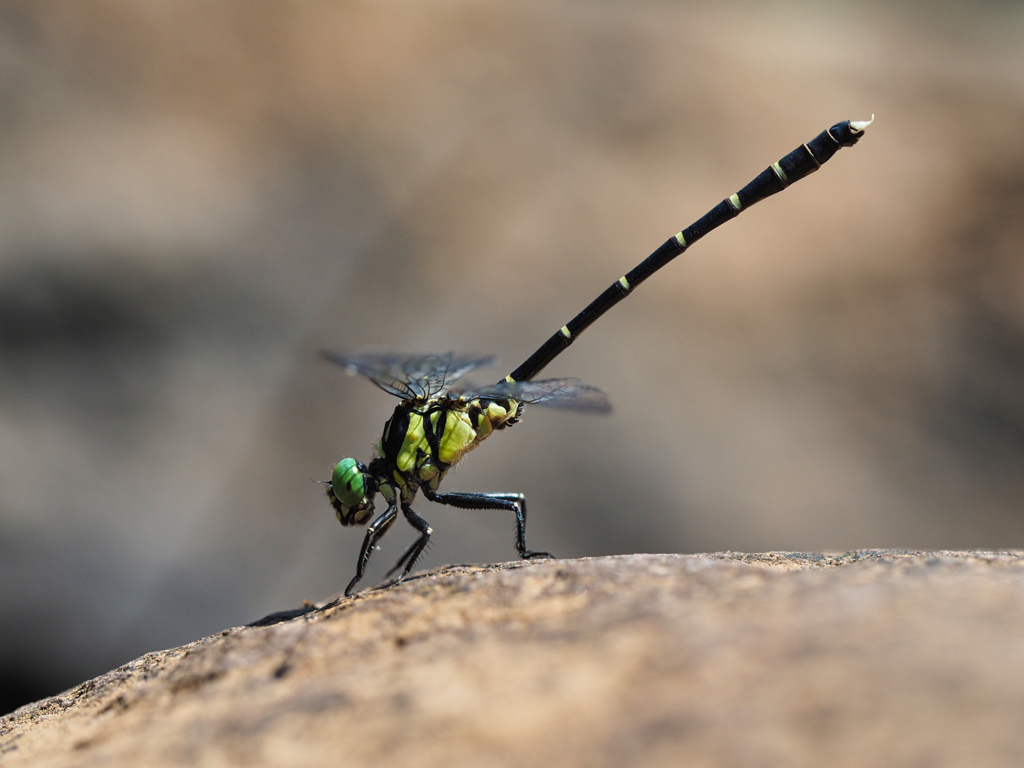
(321, 352, 499, 400)
(462, 378, 612, 413)
(416, 353, 500, 399)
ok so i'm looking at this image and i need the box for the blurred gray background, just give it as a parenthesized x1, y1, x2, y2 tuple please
(2, 0, 1023, 713)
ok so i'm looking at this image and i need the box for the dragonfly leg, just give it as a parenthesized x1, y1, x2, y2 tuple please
(421, 488, 553, 560)
(386, 541, 418, 579)
(386, 516, 432, 578)
(345, 501, 398, 597)
(388, 504, 433, 582)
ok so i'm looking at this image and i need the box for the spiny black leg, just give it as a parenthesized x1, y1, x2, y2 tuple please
(392, 505, 433, 581)
(345, 502, 398, 597)
(386, 536, 424, 578)
(421, 488, 553, 560)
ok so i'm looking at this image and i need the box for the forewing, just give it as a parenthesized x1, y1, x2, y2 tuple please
(322, 352, 498, 400)
(321, 352, 419, 399)
(412, 353, 499, 398)
(465, 378, 612, 413)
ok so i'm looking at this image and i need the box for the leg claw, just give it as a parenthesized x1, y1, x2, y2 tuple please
(523, 550, 554, 560)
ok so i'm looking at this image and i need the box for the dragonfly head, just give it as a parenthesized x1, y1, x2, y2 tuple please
(327, 458, 376, 526)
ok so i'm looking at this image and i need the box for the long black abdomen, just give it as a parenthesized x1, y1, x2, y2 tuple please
(506, 118, 872, 384)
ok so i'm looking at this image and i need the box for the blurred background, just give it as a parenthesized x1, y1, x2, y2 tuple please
(2, 0, 1023, 714)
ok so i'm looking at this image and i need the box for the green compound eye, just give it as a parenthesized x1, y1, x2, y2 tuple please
(331, 458, 367, 507)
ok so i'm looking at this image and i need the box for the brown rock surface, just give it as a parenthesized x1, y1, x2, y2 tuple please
(3, 551, 1024, 767)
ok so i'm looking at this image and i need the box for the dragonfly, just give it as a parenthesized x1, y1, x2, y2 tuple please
(323, 117, 873, 596)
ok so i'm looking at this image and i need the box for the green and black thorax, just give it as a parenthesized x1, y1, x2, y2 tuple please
(373, 392, 522, 495)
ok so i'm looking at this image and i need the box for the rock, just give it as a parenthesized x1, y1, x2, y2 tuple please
(2, 551, 1024, 767)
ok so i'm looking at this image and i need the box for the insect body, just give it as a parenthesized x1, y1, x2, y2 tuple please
(322, 353, 609, 595)
(325, 117, 873, 596)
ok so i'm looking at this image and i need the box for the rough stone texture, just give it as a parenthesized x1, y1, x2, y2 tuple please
(3, 551, 1024, 767)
